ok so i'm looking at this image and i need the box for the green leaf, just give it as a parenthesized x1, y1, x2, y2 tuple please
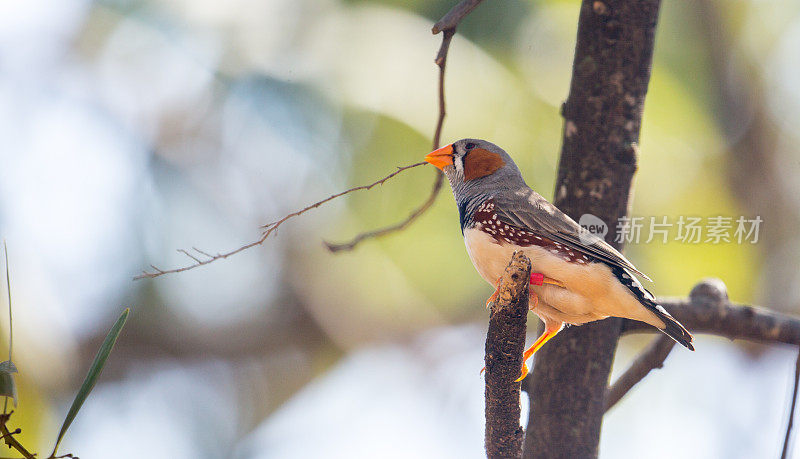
(0, 360, 17, 407)
(50, 308, 129, 457)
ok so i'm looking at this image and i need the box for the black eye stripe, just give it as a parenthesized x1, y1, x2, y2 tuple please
(461, 143, 477, 162)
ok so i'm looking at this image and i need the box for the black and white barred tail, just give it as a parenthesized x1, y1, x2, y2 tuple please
(612, 267, 694, 351)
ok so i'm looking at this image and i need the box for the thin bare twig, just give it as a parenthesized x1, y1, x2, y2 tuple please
(178, 249, 202, 263)
(0, 413, 33, 459)
(0, 427, 19, 441)
(324, 176, 442, 252)
(137, 0, 483, 275)
(325, 23, 460, 253)
(604, 335, 676, 412)
(134, 162, 427, 280)
(782, 348, 800, 459)
(0, 411, 75, 458)
(432, 0, 486, 34)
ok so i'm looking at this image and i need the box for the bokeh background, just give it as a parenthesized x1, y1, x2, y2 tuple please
(1, 0, 800, 457)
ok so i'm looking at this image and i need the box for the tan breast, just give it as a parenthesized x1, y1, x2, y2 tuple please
(463, 226, 517, 286)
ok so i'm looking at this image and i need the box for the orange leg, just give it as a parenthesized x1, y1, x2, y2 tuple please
(514, 275, 562, 378)
(518, 273, 564, 380)
(542, 278, 565, 288)
(481, 275, 564, 378)
(530, 272, 565, 289)
(485, 276, 506, 309)
(516, 325, 562, 382)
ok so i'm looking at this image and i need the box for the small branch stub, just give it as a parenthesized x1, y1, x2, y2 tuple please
(432, 0, 486, 34)
(485, 251, 531, 459)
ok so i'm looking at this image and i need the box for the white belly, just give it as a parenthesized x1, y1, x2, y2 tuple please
(463, 226, 662, 327)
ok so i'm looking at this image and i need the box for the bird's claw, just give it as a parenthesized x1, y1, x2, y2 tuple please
(529, 291, 538, 311)
(485, 290, 499, 309)
(485, 280, 502, 308)
(515, 362, 530, 382)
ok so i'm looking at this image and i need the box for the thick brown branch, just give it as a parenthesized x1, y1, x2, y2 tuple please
(620, 279, 800, 345)
(134, 162, 427, 279)
(782, 349, 800, 459)
(607, 278, 800, 415)
(604, 335, 675, 412)
(485, 252, 530, 459)
(525, 1, 662, 457)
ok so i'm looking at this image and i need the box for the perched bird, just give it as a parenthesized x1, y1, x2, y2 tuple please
(424, 138, 694, 380)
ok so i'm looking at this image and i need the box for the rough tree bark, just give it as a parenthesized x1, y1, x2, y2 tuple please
(524, 1, 662, 457)
(484, 252, 531, 459)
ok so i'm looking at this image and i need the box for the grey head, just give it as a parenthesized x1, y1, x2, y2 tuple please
(424, 138, 528, 230)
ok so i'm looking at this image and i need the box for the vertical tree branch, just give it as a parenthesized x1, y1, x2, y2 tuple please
(485, 252, 531, 459)
(524, 1, 662, 457)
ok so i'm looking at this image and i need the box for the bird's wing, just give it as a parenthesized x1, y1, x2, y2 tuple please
(493, 189, 652, 281)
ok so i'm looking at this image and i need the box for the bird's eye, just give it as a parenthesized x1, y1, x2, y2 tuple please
(465, 142, 476, 150)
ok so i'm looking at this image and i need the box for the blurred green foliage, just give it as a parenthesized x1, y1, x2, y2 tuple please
(3, 0, 799, 454)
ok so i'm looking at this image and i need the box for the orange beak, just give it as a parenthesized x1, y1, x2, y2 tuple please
(424, 144, 454, 170)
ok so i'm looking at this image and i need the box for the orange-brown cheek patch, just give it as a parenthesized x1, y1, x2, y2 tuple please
(463, 148, 505, 181)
